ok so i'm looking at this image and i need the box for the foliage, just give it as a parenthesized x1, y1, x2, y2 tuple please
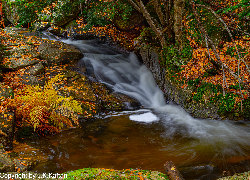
(13, 0, 55, 27)
(4, 74, 82, 134)
(160, 44, 191, 72)
(8, 0, 133, 30)
(83, 0, 133, 30)
(219, 0, 250, 19)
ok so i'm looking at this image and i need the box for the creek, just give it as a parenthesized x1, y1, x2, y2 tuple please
(29, 33, 250, 179)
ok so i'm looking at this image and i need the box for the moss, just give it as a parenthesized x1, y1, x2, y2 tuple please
(64, 168, 169, 180)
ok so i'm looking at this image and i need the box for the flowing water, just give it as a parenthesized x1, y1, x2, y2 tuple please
(30, 35, 250, 179)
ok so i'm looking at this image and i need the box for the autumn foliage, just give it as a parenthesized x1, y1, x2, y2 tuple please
(3, 74, 83, 134)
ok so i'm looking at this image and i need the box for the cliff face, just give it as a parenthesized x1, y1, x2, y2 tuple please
(136, 43, 221, 120)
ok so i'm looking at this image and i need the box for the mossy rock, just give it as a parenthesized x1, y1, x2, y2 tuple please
(113, 10, 146, 32)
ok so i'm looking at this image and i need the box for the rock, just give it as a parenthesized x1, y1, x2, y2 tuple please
(0, 144, 15, 172)
(13, 158, 37, 173)
(2, 56, 40, 70)
(91, 82, 141, 111)
(52, 2, 80, 27)
(25, 62, 44, 76)
(0, 111, 15, 151)
(2, 42, 40, 70)
(113, 10, 146, 33)
(33, 22, 51, 31)
(37, 41, 83, 65)
(179, 164, 215, 180)
(46, 26, 64, 36)
(2, 0, 19, 25)
(65, 20, 106, 42)
(110, 92, 141, 110)
(18, 74, 44, 86)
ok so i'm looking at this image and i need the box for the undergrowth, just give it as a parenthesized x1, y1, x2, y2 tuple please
(3, 74, 82, 135)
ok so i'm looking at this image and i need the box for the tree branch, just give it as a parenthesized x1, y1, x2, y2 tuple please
(154, 0, 166, 27)
(127, 0, 141, 12)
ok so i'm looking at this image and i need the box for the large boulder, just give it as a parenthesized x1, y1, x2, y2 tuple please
(2, 0, 19, 25)
(37, 40, 83, 65)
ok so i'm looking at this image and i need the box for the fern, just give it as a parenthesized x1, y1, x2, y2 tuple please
(6, 74, 83, 134)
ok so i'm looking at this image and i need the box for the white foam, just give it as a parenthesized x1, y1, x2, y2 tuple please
(129, 112, 159, 123)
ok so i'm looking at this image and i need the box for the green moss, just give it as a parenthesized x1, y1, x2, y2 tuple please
(64, 168, 169, 180)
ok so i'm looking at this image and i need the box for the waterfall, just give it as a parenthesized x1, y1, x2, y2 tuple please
(61, 39, 250, 132)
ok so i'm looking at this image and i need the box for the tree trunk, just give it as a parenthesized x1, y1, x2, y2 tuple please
(173, 0, 185, 49)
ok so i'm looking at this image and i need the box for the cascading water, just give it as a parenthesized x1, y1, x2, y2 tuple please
(31, 35, 250, 179)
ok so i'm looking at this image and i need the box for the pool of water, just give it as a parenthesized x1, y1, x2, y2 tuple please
(27, 109, 250, 180)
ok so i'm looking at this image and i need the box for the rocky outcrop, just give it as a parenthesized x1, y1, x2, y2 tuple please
(37, 40, 83, 65)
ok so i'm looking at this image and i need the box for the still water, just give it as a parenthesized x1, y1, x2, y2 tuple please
(30, 35, 250, 179)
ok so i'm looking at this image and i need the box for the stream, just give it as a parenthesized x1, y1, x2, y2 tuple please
(30, 33, 250, 179)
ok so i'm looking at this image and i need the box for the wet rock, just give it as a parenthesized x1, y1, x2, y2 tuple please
(0, 144, 15, 172)
(52, 6, 79, 27)
(13, 158, 37, 173)
(179, 164, 214, 180)
(38, 41, 83, 65)
(91, 82, 141, 111)
(110, 92, 141, 110)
